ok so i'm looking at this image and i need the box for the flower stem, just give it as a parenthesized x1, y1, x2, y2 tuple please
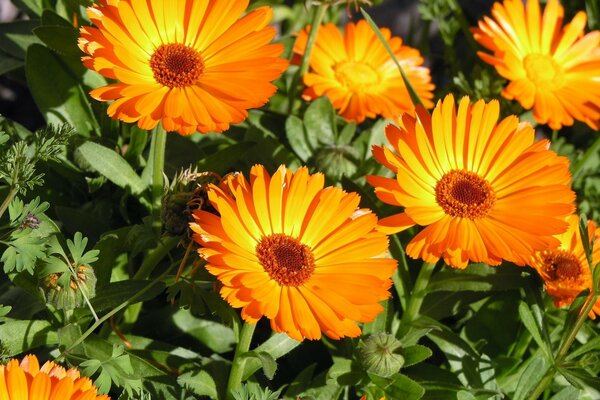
(526, 292, 600, 400)
(287, 3, 328, 114)
(226, 322, 257, 399)
(572, 133, 600, 180)
(389, 234, 411, 310)
(399, 261, 437, 334)
(151, 125, 167, 231)
(0, 186, 18, 220)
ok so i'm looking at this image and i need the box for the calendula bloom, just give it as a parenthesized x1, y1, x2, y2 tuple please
(190, 165, 396, 340)
(293, 20, 434, 123)
(79, 0, 288, 135)
(530, 215, 600, 318)
(473, 0, 600, 130)
(367, 95, 575, 269)
(0, 354, 109, 399)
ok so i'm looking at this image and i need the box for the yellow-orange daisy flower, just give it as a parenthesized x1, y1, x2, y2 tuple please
(472, 0, 600, 130)
(190, 165, 396, 341)
(367, 94, 575, 269)
(530, 214, 600, 318)
(79, 0, 288, 135)
(293, 20, 434, 123)
(0, 354, 110, 399)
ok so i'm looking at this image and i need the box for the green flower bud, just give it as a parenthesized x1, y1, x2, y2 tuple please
(41, 264, 97, 310)
(359, 333, 405, 377)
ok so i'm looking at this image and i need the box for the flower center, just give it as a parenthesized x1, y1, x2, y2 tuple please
(542, 250, 583, 282)
(334, 61, 380, 92)
(150, 43, 204, 88)
(435, 170, 496, 219)
(256, 233, 315, 286)
(523, 54, 565, 90)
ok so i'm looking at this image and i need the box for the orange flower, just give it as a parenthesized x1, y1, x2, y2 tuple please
(367, 95, 575, 269)
(79, 0, 288, 135)
(0, 354, 109, 399)
(293, 20, 434, 123)
(530, 214, 600, 318)
(190, 165, 396, 340)
(472, 0, 600, 130)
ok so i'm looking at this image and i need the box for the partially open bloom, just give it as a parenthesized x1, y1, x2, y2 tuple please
(293, 20, 434, 123)
(529, 214, 600, 318)
(0, 354, 109, 399)
(79, 0, 288, 135)
(473, 0, 600, 130)
(367, 95, 575, 269)
(190, 165, 396, 340)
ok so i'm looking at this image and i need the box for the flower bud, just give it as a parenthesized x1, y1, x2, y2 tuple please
(41, 264, 97, 310)
(359, 333, 404, 377)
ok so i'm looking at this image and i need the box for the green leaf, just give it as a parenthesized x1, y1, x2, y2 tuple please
(0, 20, 41, 59)
(1, 230, 47, 274)
(518, 302, 552, 359)
(0, 50, 22, 75)
(337, 123, 356, 145)
(370, 373, 425, 400)
(303, 96, 336, 148)
(550, 386, 581, 400)
(90, 279, 166, 312)
(76, 142, 146, 194)
(512, 356, 549, 400)
(402, 345, 433, 368)
(242, 333, 301, 380)
(172, 309, 235, 354)
(565, 336, 600, 361)
(177, 370, 218, 399)
(57, 323, 83, 352)
(285, 115, 312, 162)
(33, 26, 81, 58)
(457, 391, 477, 400)
(195, 142, 253, 175)
(26, 44, 99, 136)
(11, 0, 43, 16)
(0, 319, 58, 356)
(244, 351, 277, 380)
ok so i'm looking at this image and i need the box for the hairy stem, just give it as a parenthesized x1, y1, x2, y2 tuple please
(399, 261, 437, 335)
(226, 322, 257, 399)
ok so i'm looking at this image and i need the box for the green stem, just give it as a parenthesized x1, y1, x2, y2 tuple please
(287, 3, 328, 114)
(572, 134, 600, 180)
(133, 236, 179, 280)
(388, 234, 411, 310)
(526, 292, 600, 400)
(55, 262, 176, 362)
(446, 0, 479, 52)
(0, 186, 18, 220)
(399, 261, 437, 334)
(151, 126, 167, 230)
(226, 322, 257, 399)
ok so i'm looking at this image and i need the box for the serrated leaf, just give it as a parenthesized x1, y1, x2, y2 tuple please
(76, 142, 146, 194)
(1, 231, 46, 274)
(177, 370, 218, 399)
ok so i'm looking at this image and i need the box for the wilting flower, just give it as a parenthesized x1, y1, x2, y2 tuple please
(190, 165, 396, 340)
(293, 20, 434, 123)
(0, 354, 109, 399)
(472, 0, 600, 130)
(530, 214, 600, 318)
(79, 0, 288, 135)
(367, 95, 575, 269)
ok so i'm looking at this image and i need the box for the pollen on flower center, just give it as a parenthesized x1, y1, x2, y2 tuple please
(150, 43, 204, 88)
(542, 250, 583, 281)
(256, 233, 315, 286)
(523, 54, 565, 90)
(334, 61, 380, 92)
(435, 170, 496, 219)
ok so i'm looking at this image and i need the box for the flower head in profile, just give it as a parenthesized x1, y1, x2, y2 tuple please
(529, 214, 600, 318)
(190, 165, 396, 340)
(0, 354, 109, 399)
(79, 0, 288, 135)
(367, 95, 575, 269)
(293, 20, 434, 123)
(472, 0, 600, 130)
